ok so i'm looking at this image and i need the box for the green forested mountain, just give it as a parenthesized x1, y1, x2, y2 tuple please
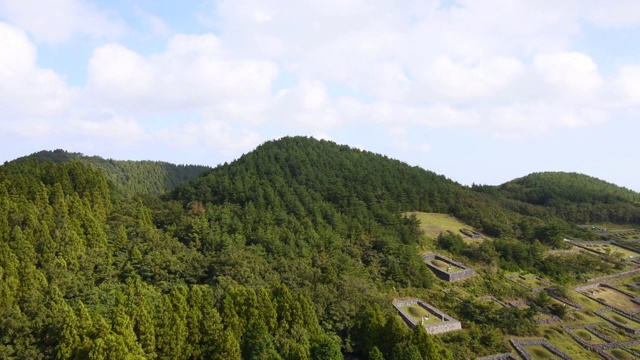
(474, 172, 640, 225)
(13, 149, 211, 196)
(1, 137, 636, 359)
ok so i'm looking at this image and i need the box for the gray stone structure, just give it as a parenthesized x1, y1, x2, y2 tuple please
(588, 268, 640, 283)
(562, 323, 640, 360)
(422, 253, 475, 282)
(595, 308, 640, 335)
(577, 283, 640, 321)
(460, 228, 484, 239)
(476, 354, 517, 360)
(506, 274, 554, 293)
(392, 298, 462, 334)
(509, 339, 573, 360)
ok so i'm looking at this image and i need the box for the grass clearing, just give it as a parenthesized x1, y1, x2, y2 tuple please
(541, 327, 601, 360)
(584, 287, 640, 313)
(584, 244, 640, 259)
(407, 212, 487, 243)
(591, 324, 630, 342)
(523, 345, 561, 360)
(628, 344, 640, 353)
(621, 284, 640, 296)
(570, 292, 604, 312)
(605, 348, 636, 360)
(601, 311, 640, 329)
(565, 311, 602, 324)
(572, 329, 607, 344)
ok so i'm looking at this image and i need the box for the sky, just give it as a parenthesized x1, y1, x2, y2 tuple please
(1, 0, 640, 191)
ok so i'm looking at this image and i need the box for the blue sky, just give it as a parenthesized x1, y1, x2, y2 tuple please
(1, 0, 639, 190)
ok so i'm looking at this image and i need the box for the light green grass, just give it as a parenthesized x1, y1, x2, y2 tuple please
(541, 327, 602, 360)
(572, 329, 607, 345)
(571, 292, 605, 312)
(584, 287, 640, 314)
(605, 348, 636, 360)
(627, 344, 640, 353)
(407, 212, 487, 243)
(565, 311, 602, 324)
(586, 244, 640, 259)
(603, 312, 640, 329)
(523, 345, 562, 360)
(621, 284, 640, 296)
(591, 324, 630, 342)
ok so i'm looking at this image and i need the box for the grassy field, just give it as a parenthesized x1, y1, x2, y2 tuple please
(572, 328, 607, 344)
(605, 348, 636, 360)
(523, 345, 562, 359)
(591, 324, 630, 342)
(583, 244, 640, 259)
(511, 276, 549, 289)
(597, 309, 640, 330)
(407, 212, 487, 243)
(541, 327, 602, 360)
(583, 287, 640, 313)
(400, 305, 444, 324)
(621, 284, 640, 296)
(565, 311, 603, 324)
(627, 344, 640, 353)
(569, 292, 605, 312)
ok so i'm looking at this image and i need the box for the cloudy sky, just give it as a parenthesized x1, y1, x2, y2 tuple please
(1, 0, 639, 190)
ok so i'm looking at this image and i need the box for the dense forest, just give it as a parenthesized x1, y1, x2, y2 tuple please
(1, 136, 639, 359)
(473, 172, 640, 225)
(13, 149, 210, 196)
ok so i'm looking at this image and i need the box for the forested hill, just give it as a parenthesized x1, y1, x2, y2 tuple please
(12, 149, 210, 196)
(3, 136, 636, 359)
(168, 136, 566, 241)
(475, 172, 640, 225)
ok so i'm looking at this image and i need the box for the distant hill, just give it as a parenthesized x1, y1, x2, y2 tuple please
(474, 172, 640, 225)
(12, 149, 211, 196)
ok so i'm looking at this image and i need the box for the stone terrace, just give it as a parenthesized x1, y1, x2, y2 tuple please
(392, 298, 462, 335)
(422, 253, 476, 282)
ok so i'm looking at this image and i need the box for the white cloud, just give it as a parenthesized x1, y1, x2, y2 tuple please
(0, 22, 72, 122)
(617, 65, 640, 104)
(4, 0, 640, 165)
(533, 52, 603, 100)
(87, 34, 279, 121)
(67, 110, 148, 144)
(0, 0, 125, 44)
(156, 119, 262, 155)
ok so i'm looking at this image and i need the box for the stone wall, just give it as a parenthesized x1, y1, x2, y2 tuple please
(587, 269, 640, 283)
(595, 308, 640, 335)
(476, 353, 517, 360)
(509, 339, 572, 360)
(574, 282, 601, 292)
(422, 254, 476, 282)
(392, 298, 462, 334)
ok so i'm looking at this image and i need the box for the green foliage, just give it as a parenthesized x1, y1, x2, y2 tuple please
(481, 171, 640, 225)
(436, 232, 466, 254)
(3, 137, 638, 359)
(16, 149, 210, 196)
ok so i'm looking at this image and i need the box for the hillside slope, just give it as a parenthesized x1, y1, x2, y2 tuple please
(479, 172, 640, 225)
(13, 149, 210, 196)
